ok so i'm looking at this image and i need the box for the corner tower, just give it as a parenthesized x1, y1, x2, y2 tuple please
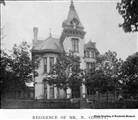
(60, 0, 86, 58)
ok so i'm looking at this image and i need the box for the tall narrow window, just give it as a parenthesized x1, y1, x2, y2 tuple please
(93, 52, 95, 58)
(90, 51, 95, 58)
(85, 50, 90, 58)
(86, 62, 95, 70)
(50, 57, 54, 71)
(44, 57, 47, 73)
(91, 63, 95, 70)
(86, 62, 90, 70)
(90, 51, 93, 58)
(72, 38, 79, 52)
(88, 51, 90, 58)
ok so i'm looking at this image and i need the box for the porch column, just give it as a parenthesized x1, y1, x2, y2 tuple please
(81, 78, 86, 98)
(66, 87, 71, 99)
(47, 84, 50, 99)
(46, 57, 50, 99)
(54, 86, 58, 99)
(80, 58, 86, 98)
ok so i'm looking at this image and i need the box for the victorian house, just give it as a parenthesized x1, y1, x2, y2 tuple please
(32, 1, 99, 100)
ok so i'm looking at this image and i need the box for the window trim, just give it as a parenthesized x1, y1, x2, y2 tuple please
(44, 57, 47, 73)
(71, 38, 79, 52)
(85, 49, 95, 58)
(49, 57, 54, 72)
(86, 62, 95, 70)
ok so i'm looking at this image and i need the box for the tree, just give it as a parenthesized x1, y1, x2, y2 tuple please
(0, 49, 13, 97)
(86, 70, 114, 94)
(11, 42, 34, 89)
(120, 52, 138, 98)
(0, 26, 6, 41)
(1, 41, 38, 98)
(99, 51, 123, 80)
(116, 0, 138, 32)
(44, 52, 83, 96)
(0, 0, 5, 5)
(95, 50, 123, 86)
(86, 50, 123, 101)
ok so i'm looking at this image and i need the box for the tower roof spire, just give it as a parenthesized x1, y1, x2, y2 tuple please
(62, 0, 84, 29)
(70, 0, 74, 9)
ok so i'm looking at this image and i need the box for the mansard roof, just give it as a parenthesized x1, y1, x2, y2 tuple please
(32, 36, 63, 53)
(84, 40, 100, 54)
(62, 0, 84, 29)
(84, 41, 96, 49)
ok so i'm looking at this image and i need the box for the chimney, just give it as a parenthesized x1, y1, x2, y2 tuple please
(33, 27, 38, 41)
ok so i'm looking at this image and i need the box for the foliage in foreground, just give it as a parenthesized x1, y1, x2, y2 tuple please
(1, 41, 137, 100)
(117, 0, 138, 32)
(1, 42, 38, 97)
(86, 50, 123, 95)
(44, 52, 84, 90)
(120, 52, 138, 98)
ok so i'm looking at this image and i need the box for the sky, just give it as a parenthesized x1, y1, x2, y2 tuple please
(1, 0, 137, 60)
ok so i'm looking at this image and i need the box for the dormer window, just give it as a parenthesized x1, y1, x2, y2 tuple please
(85, 49, 95, 58)
(71, 18, 79, 29)
(72, 38, 79, 52)
(90, 51, 95, 58)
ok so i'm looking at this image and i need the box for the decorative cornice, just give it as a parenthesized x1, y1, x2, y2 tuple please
(32, 49, 63, 54)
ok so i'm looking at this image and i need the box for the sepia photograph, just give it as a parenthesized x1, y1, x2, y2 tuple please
(0, 0, 138, 112)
